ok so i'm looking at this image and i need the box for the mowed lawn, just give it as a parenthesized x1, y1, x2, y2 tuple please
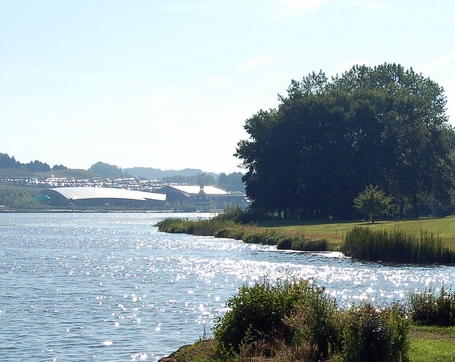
(259, 215, 455, 250)
(409, 326, 455, 362)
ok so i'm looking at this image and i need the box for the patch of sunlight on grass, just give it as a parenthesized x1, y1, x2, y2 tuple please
(409, 339, 455, 362)
(259, 216, 455, 250)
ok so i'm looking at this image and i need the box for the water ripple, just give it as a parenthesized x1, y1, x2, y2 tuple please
(1, 212, 454, 361)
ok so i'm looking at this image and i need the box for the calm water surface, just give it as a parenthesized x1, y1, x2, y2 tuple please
(1, 212, 454, 361)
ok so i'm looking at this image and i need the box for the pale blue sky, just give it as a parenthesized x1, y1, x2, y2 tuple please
(1, 0, 454, 173)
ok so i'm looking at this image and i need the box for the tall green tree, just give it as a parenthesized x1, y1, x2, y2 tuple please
(235, 63, 455, 219)
(332, 64, 454, 218)
(216, 172, 245, 192)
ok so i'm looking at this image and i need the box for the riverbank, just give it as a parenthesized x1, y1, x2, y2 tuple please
(159, 325, 455, 362)
(157, 214, 455, 262)
(156, 214, 455, 360)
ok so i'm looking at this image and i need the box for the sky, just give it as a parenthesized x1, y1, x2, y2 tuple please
(1, 0, 454, 174)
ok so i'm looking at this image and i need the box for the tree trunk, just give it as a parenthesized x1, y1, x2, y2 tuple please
(399, 199, 405, 219)
(412, 195, 419, 219)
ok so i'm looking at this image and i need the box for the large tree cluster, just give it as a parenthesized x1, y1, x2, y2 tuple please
(235, 64, 455, 219)
(0, 152, 60, 173)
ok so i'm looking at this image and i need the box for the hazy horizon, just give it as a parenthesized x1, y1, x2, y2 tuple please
(1, 1, 454, 173)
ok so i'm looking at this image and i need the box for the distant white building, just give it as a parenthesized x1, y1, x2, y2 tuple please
(40, 187, 165, 208)
(155, 184, 226, 202)
(155, 184, 248, 209)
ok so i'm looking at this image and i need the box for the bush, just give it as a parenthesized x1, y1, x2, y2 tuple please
(242, 230, 285, 245)
(276, 237, 293, 250)
(213, 279, 410, 361)
(408, 286, 455, 326)
(215, 205, 244, 223)
(342, 303, 410, 362)
(213, 279, 315, 355)
(156, 218, 192, 233)
(291, 237, 329, 251)
(283, 283, 343, 360)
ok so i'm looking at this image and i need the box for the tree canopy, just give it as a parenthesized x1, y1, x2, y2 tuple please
(235, 63, 455, 219)
(0, 152, 52, 173)
(88, 162, 124, 179)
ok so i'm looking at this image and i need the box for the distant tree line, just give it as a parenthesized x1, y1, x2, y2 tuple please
(235, 63, 455, 219)
(88, 162, 124, 179)
(0, 152, 67, 173)
(88, 162, 245, 192)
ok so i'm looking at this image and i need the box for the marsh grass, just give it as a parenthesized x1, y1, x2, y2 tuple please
(156, 216, 329, 250)
(341, 227, 455, 264)
(342, 303, 410, 362)
(409, 286, 455, 326)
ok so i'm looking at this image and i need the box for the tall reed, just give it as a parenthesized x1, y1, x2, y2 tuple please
(341, 226, 455, 264)
(342, 303, 409, 362)
(408, 286, 455, 326)
(157, 216, 329, 250)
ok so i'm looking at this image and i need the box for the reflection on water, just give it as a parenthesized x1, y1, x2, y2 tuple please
(0, 212, 454, 361)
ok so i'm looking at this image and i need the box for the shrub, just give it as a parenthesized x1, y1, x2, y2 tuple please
(213, 279, 410, 361)
(276, 237, 293, 250)
(291, 237, 329, 251)
(213, 279, 315, 355)
(408, 286, 455, 326)
(242, 229, 285, 245)
(342, 303, 410, 362)
(156, 218, 192, 233)
(215, 205, 244, 223)
(283, 283, 343, 360)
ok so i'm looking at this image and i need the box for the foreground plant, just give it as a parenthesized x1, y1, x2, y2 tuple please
(342, 303, 410, 362)
(409, 286, 455, 326)
(213, 279, 410, 361)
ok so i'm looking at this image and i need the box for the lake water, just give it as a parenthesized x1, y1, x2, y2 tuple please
(1, 212, 454, 361)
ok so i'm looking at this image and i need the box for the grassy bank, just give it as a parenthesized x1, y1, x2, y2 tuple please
(260, 216, 455, 251)
(157, 213, 455, 263)
(156, 216, 331, 251)
(157, 214, 455, 360)
(164, 328, 455, 362)
(409, 325, 455, 362)
(341, 227, 455, 264)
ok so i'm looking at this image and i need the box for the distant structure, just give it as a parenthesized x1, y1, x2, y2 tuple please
(155, 184, 226, 202)
(38, 184, 248, 211)
(40, 187, 166, 208)
(194, 184, 210, 207)
(155, 184, 248, 210)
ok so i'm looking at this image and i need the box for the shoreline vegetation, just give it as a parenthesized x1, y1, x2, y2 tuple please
(157, 210, 455, 361)
(158, 279, 455, 362)
(156, 209, 455, 265)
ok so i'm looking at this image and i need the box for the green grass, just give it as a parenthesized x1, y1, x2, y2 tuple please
(157, 215, 455, 258)
(164, 322, 455, 362)
(261, 216, 455, 251)
(409, 326, 455, 362)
